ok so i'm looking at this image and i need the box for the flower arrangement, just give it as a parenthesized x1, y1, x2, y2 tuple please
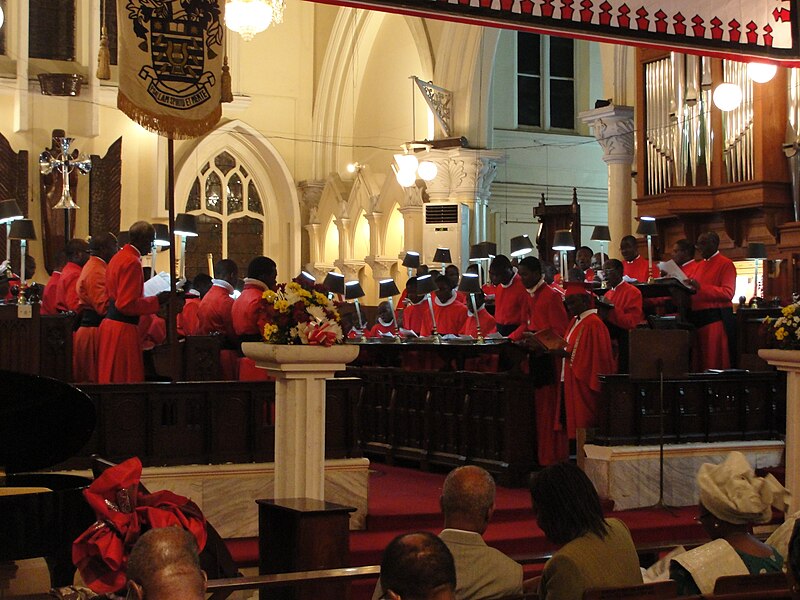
(258, 278, 343, 346)
(764, 303, 800, 349)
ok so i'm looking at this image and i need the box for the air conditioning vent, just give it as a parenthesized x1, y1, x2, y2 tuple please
(425, 204, 459, 224)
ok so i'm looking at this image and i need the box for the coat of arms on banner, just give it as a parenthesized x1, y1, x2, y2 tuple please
(118, 0, 224, 138)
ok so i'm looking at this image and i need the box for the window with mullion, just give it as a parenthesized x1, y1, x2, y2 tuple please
(517, 32, 575, 131)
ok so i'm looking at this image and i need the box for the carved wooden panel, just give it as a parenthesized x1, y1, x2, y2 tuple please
(89, 137, 122, 238)
(0, 132, 29, 262)
(532, 189, 581, 266)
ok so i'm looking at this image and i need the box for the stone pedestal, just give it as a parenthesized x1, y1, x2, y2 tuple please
(759, 348, 800, 513)
(241, 343, 359, 501)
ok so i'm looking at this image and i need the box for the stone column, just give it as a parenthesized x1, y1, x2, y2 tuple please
(447, 149, 502, 246)
(579, 105, 635, 258)
(398, 187, 424, 254)
(298, 180, 326, 268)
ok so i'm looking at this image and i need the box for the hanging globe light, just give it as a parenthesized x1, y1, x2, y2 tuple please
(0, 4, 5, 31)
(394, 152, 419, 174)
(712, 83, 743, 112)
(417, 160, 438, 182)
(225, 0, 274, 41)
(394, 167, 417, 188)
(747, 62, 777, 84)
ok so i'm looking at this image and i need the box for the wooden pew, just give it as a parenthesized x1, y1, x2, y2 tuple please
(583, 580, 678, 599)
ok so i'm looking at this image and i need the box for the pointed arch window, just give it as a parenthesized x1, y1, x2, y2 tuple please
(184, 151, 266, 279)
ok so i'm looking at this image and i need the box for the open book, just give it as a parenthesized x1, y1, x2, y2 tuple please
(530, 328, 567, 351)
(656, 259, 692, 288)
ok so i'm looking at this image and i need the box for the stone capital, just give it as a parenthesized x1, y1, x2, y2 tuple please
(365, 256, 399, 280)
(579, 104, 635, 165)
(298, 180, 326, 223)
(334, 259, 365, 281)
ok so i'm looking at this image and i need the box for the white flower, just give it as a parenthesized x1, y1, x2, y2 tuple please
(307, 305, 326, 323)
(294, 322, 310, 344)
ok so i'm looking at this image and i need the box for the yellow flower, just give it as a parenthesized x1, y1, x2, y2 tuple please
(263, 290, 277, 303)
(274, 299, 289, 312)
(263, 323, 278, 339)
(776, 327, 788, 341)
(313, 291, 327, 305)
(783, 305, 796, 317)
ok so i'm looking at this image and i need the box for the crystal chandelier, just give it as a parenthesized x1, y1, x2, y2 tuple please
(225, 0, 285, 41)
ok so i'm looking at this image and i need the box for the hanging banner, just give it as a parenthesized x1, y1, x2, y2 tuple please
(117, 0, 225, 139)
(312, 0, 800, 64)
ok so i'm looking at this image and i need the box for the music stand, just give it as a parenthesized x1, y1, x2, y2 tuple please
(628, 329, 690, 511)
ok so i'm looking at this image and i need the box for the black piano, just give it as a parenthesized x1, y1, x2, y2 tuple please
(0, 370, 96, 587)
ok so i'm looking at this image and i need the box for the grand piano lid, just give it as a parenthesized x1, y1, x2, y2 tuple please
(0, 370, 96, 474)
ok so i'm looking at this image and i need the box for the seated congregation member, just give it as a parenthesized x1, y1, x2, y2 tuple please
(232, 256, 278, 380)
(40, 251, 65, 315)
(598, 258, 644, 373)
(375, 466, 523, 600)
(198, 259, 239, 379)
(575, 246, 595, 282)
(177, 273, 212, 337)
(433, 275, 467, 335)
(489, 254, 527, 336)
(97, 222, 173, 384)
(620, 234, 659, 282)
(669, 451, 789, 596)
(788, 521, 800, 600)
(531, 463, 642, 599)
(379, 532, 456, 600)
(55, 238, 90, 313)
(512, 256, 569, 465)
(126, 527, 207, 600)
(73, 233, 118, 383)
(370, 301, 397, 337)
(562, 284, 615, 456)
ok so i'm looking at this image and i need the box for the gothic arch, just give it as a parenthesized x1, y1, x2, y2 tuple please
(174, 119, 301, 278)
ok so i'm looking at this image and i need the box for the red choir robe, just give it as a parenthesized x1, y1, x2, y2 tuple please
(603, 282, 644, 330)
(73, 256, 108, 383)
(177, 294, 201, 336)
(562, 310, 616, 439)
(231, 279, 272, 381)
(97, 244, 160, 383)
(692, 252, 736, 370)
(56, 261, 83, 313)
(40, 270, 61, 315)
(493, 272, 528, 333)
(681, 259, 700, 279)
(433, 293, 467, 335)
(369, 319, 396, 337)
(623, 255, 659, 282)
(402, 300, 432, 336)
(584, 268, 595, 282)
(511, 281, 570, 465)
(198, 281, 238, 380)
(460, 306, 497, 338)
(138, 314, 167, 350)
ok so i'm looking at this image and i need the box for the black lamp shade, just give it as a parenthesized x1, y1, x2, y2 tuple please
(174, 213, 198, 237)
(379, 279, 400, 298)
(402, 251, 420, 268)
(635, 218, 658, 236)
(481, 241, 497, 258)
(433, 247, 452, 264)
(469, 244, 488, 261)
(552, 230, 575, 251)
(416, 274, 437, 294)
(344, 280, 365, 300)
(299, 271, 316, 285)
(153, 224, 170, 247)
(457, 273, 481, 293)
(510, 234, 534, 258)
(0, 199, 23, 224)
(323, 271, 345, 294)
(747, 242, 768, 259)
(9, 219, 36, 240)
(590, 225, 611, 242)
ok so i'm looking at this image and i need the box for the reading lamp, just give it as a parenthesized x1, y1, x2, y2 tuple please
(150, 223, 170, 277)
(747, 242, 768, 301)
(344, 280, 366, 333)
(552, 230, 576, 284)
(298, 270, 316, 288)
(323, 271, 345, 299)
(510, 234, 534, 258)
(378, 278, 401, 336)
(635, 217, 658, 283)
(469, 242, 496, 285)
(402, 251, 420, 277)
(591, 225, 611, 288)
(0, 199, 23, 262)
(458, 272, 484, 343)
(9, 219, 36, 300)
(416, 273, 439, 338)
(174, 213, 198, 280)
(433, 247, 451, 271)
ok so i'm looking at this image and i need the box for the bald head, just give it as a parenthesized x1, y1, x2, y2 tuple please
(126, 527, 206, 600)
(440, 466, 495, 534)
(380, 532, 456, 600)
(129, 221, 156, 255)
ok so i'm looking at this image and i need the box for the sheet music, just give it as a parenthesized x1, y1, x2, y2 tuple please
(657, 259, 692, 287)
(143, 271, 171, 297)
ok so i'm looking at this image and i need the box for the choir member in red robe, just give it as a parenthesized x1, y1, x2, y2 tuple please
(198, 259, 239, 379)
(444, 264, 468, 305)
(73, 233, 118, 382)
(178, 273, 212, 337)
(598, 259, 644, 373)
(369, 301, 397, 337)
(686, 232, 737, 370)
(56, 238, 90, 313)
(671, 239, 699, 279)
(97, 222, 172, 383)
(562, 285, 615, 449)
(460, 290, 496, 338)
(512, 256, 570, 465)
(40, 251, 66, 315)
(575, 246, 596, 283)
(620, 235, 659, 282)
(433, 275, 467, 335)
(489, 255, 528, 336)
(401, 277, 432, 336)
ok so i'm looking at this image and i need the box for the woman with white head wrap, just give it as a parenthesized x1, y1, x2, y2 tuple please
(669, 451, 790, 595)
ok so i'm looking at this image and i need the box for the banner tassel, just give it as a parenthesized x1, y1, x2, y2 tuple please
(221, 55, 233, 103)
(97, 26, 111, 80)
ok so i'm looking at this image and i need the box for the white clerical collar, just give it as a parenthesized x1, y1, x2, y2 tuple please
(434, 290, 458, 307)
(682, 260, 696, 268)
(705, 251, 720, 261)
(377, 317, 394, 327)
(625, 256, 640, 264)
(212, 279, 234, 293)
(466, 304, 486, 318)
(243, 278, 267, 290)
(527, 278, 546, 296)
(577, 308, 598, 320)
(501, 272, 519, 289)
